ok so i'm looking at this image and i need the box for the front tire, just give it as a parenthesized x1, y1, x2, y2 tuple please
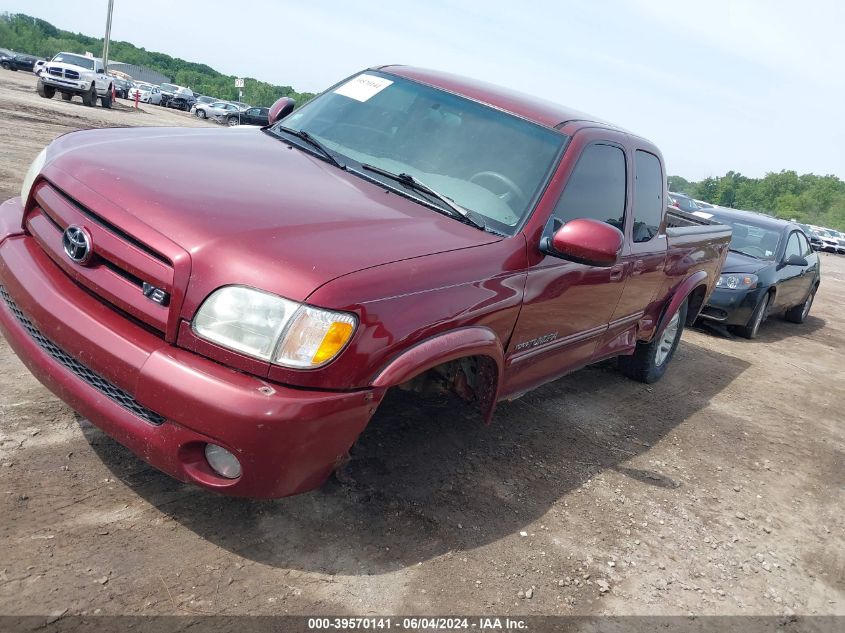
(618, 299, 688, 384)
(227, 116, 239, 127)
(735, 292, 771, 339)
(785, 286, 816, 323)
(196, 109, 207, 119)
(82, 84, 97, 107)
(36, 79, 56, 99)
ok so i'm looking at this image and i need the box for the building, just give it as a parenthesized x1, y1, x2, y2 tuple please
(106, 61, 170, 85)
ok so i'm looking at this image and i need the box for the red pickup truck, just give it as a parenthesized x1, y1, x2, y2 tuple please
(0, 66, 730, 498)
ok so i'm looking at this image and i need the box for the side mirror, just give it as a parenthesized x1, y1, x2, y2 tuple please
(96, 68, 104, 74)
(541, 218, 624, 267)
(268, 97, 296, 125)
(783, 254, 808, 267)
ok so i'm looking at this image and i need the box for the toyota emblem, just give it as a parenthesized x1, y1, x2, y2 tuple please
(62, 225, 93, 264)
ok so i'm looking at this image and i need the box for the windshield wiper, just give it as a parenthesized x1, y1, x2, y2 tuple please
(275, 126, 346, 169)
(729, 248, 759, 259)
(359, 163, 485, 230)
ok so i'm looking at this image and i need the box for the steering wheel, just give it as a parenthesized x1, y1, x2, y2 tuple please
(469, 171, 526, 205)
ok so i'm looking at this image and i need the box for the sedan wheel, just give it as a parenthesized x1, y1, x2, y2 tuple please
(227, 117, 239, 127)
(785, 287, 816, 323)
(197, 110, 206, 119)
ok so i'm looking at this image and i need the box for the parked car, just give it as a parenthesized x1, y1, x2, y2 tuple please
(1, 52, 41, 72)
(815, 229, 841, 253)
(167, 87, 196, 111)
(1, 66, 731, 498)
(111, 76, 133, 99)
(33, 59, 47, 76)
(37, 52, 115, 108)
(193, 101, 241, 121)
(129, 83, 162, 105)
(698, 209, 820, 338)
(827, 229, 845, 254)
(667, 191, 702, 213)
(158, 82, 190, 107)
(193, 95, 218, 107)
(224, 106, 269, 127)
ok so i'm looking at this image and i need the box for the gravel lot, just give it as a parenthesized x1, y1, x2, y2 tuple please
(0, 70, 843, 619)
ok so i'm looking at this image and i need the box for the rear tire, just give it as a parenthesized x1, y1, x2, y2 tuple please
(785, 286, 816, 323)
(60, 92, 72, 101)
(736, 292, 771, 339)
(36, 79, 56, 99)
(82, 84, 96, 107)
(618, 299, 688, 384)
(100, 89, 113, 109)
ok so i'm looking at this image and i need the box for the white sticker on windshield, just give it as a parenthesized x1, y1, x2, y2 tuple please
(334, 74, 393, 102)
(692, 211, 714, 219)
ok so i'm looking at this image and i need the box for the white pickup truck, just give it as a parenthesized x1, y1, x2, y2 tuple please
(36, 51, 114, 108)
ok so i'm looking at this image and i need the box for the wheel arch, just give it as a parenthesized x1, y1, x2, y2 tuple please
(370, 326, 505, 424)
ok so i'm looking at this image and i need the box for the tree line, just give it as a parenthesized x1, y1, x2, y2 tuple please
(0, 12, 315, 107)
(668, 170, 845, 231)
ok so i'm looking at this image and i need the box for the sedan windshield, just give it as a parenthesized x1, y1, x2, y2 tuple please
(713, 215, 782, 260)
(273, 71, 565, 233)
(52, 53, 95, 70)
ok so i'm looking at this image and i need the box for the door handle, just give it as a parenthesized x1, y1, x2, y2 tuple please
(610, 263, 625, 281)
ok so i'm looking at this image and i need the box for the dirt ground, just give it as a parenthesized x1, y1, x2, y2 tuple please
(0, 70, 842, 620)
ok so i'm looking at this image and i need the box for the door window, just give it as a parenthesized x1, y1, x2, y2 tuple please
(797, 232, 812, 256)
(784, 232, 802, 260)
(553, 143, 626, 232)
(632, 151, 663, 242)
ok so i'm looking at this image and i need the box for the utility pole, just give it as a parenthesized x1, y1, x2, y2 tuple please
(102, 0, 114, 71)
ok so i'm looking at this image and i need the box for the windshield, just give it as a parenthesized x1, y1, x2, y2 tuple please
(713, 215, 782, 260)
(52, 53, 95, 70)
(273, 71, 565, 233)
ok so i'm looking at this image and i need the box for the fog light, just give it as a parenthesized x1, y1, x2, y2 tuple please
(204, 444, 241, 479)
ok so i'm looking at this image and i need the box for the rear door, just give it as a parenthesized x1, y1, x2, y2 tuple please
(597, 148, 668, 360)
(504, 133, 631, 394)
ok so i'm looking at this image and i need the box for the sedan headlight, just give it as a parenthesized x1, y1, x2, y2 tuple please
(716, 273, 758, 289)
(21, 147, 48, 203)
(193, 286, 357, 368)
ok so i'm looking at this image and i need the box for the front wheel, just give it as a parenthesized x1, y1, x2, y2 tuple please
(36, 79, 56, 99)
(618, 299, 688, 384)
(735, 292, 770, 339)
(196, 109, 207, 119)
(785, 286, 816, 323)
(227, 116, 239, 127)
(82, 84, 97, 107)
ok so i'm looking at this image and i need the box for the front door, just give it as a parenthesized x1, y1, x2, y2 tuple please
(504, 139, 630, 396)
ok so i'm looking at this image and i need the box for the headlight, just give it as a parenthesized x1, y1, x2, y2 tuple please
(193, 286, 357, 368)
(21, 147, 48, 203)
(716, 273, 758, 289)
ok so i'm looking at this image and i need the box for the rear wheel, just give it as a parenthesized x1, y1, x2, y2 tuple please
(736, 292, 770, 339)
(100, 88, 113, 109)
(82, 84, 97, 107)
(60, 92, 72, 101)
(785, 286, 816, 323)
(618, 299, 688, 384)
(36, 79, 56, 99)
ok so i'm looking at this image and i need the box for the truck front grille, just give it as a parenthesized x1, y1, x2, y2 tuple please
(0, 286, 165, 426)
(65, 69, 80, 80)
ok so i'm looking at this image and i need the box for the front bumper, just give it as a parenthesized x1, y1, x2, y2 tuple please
(699, 285, 766, 327)
(0, 196, 384, 498)
(41, 76, 89, 91)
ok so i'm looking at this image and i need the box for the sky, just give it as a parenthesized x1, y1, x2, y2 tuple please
(4, 0, 844, 180)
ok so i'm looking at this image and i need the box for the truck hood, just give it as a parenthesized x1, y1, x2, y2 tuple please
(45, 126, 500, 308)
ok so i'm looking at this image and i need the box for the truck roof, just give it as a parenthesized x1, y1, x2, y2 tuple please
(378, 65, 623, 132)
